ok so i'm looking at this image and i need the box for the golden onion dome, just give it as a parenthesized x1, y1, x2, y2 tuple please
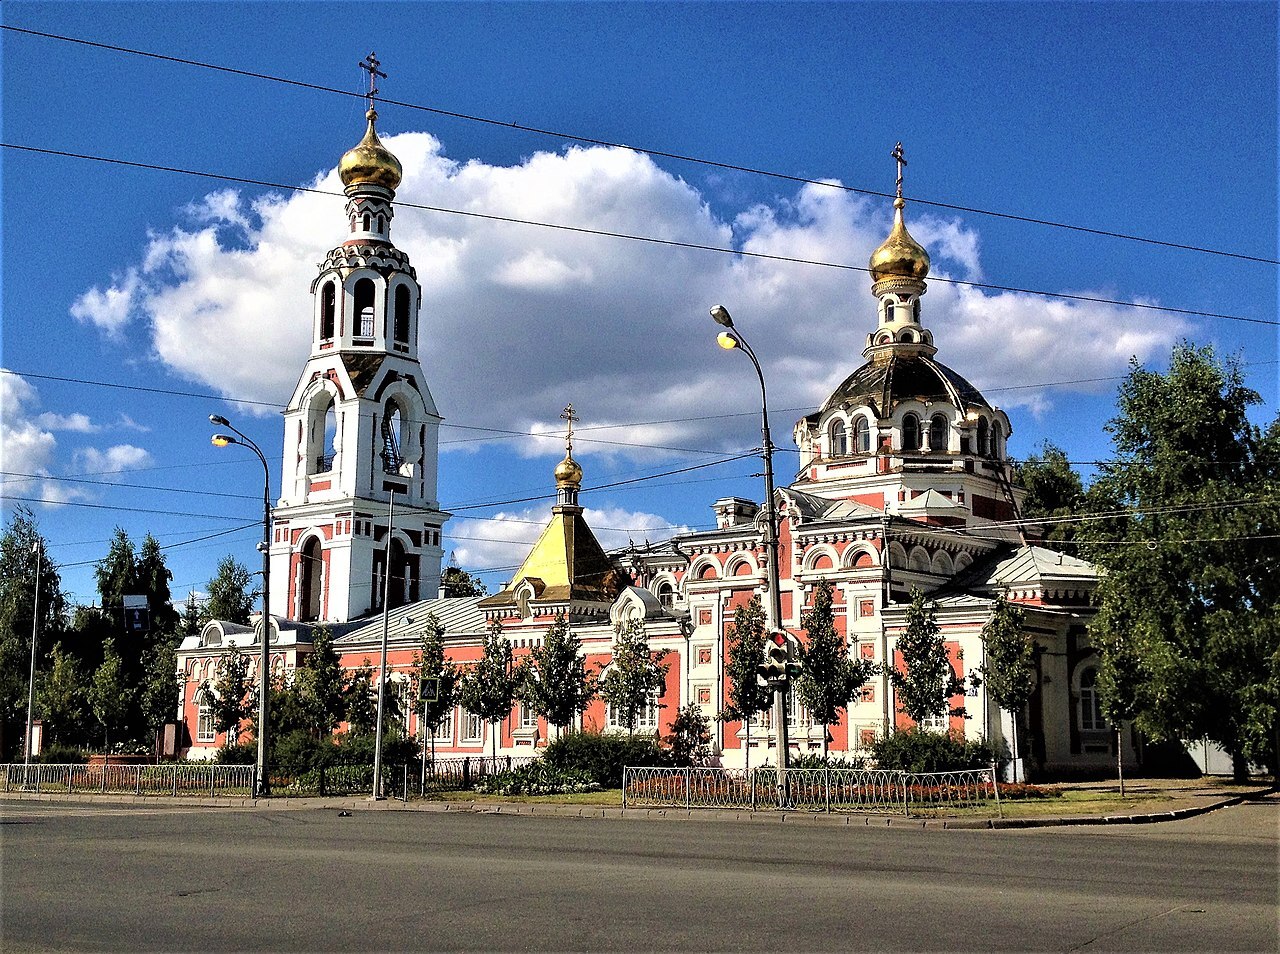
(869, 198, 930, 281)
(554, 453, 583, 489)
(338, 109, 403, 190)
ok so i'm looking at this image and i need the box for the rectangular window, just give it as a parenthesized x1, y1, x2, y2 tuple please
(197, 702, 215, 743)
(519, 705, 538, 730)
(463, 710, 484, 743)
(431, 713, 453, 743)
(859, 600, 875, 618)
(608, 691, 660, 731)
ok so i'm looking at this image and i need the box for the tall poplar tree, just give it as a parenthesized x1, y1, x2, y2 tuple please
(599, 619, 668, 736)
(974, 596, 1035, 766)
(521, 614, 594, 738)
(457, 621, 519, 759)
(718, 596, 771, 770)
(412, 614, 458, 761)
(796, 580, 874, 758)
(890, 588, 963, 728)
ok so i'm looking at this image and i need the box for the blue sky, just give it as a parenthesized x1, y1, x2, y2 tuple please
(2, 1, 1276, 610)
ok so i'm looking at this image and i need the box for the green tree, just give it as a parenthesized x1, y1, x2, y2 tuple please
(412, 614, 458, 762)
(0, 507, 65, 759)
(138, 642, 180, 746)
(37, 642, 88, 747)
(440, 560, 487, 598)
(93, 528, 138, 617)
(1082, 344, 1280, 779)
(718, 596, 771, 771)
(457, 621, 519, 759)
(294, 626, 347, 737)
(521, 614, 594, 738)
(796, 580, 875, 758)
(665, 703, 711, 766)
(88, 638, 132, 755)
(136, 533, 180, 639)
(178, 593, 203, 642)
(204, 555, 255, 625)
(343, 661, 378, 736)
(973, 596, 1035, 768)
(890, 588, 963, 728)
(1015, 442, 1085, 547)
(598, 619, 668, 736)
(204, 646, 253, 747)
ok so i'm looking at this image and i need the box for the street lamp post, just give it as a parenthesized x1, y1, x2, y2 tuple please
(210, 415, 272, 798)
(23, 540, 42, 786)
(372, 487, 396, 801)
(710, 304, 790, 805)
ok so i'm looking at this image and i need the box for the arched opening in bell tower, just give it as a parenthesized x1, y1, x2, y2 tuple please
(354, 278, 376, 339)
(298, 536, 324, 622)
(381, 399, 405, 474)
(320, 282, 336, 340)
(307, 393, 337, 474)
(393, 285, 411, 345)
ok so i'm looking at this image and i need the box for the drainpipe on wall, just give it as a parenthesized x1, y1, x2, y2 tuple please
(880, 514, 893, 738)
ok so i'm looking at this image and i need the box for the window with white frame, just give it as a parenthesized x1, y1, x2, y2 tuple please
(608, 690, 661, 732)
(431, 712, 453, 743)
(918, 709, 948, 733)
(197, 696, 215, 743)
(519, 704, 539, 730)
(1079, 667, 1105, 732)
(787, 686, 812, 728)
(463, 710, 484, 743)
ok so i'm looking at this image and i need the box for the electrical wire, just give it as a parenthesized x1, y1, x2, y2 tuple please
(3, 24, 1275, 266)
(3, 141, 1276, 328)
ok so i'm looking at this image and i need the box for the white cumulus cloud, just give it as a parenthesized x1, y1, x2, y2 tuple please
(72, 131, 1187, 464)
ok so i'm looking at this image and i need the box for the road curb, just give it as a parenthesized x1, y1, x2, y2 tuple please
(0, 791, 1253, 828)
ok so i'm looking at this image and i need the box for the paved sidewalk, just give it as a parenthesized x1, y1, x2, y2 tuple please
(3, 778, 1272, 829)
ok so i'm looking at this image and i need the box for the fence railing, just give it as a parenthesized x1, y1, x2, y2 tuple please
(622, 765, 1001, 817)
(409, 755, 538, 798)
(2, 763, 256, 797)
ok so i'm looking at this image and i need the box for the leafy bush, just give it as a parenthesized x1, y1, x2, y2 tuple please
(541, 730, 673, 787)
(872, 729, 998, 773)
(788, 752, 868, 770)
(332, 731, 418, 767)
(664, 704, 712, 766)
(473, 763, 601, 797)
(215, 742, 257, 765)
(38, 744, 88, 764)
(272, 729, 339, 774)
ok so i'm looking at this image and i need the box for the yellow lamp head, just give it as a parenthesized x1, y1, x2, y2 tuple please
(716, 331, 740, 351)
(211, 434, 234, 448)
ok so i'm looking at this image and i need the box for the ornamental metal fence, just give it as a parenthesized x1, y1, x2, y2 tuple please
(622, 765, 1001, 817)
(2, 763, 256, 797)
(408, 755, 539, 798)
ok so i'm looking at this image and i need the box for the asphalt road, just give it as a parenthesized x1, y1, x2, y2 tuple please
(2, 798, 1276, 952)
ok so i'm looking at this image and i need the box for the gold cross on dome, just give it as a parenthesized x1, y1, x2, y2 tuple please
(561, 404, 579, 456)
(359, 52, 387, 110)
(892, 142, 907, 199)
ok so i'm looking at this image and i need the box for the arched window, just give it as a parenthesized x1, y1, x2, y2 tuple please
(362, 212, 371, 231)
(977, 417, 990, 457)
(299, 537, 323, 622)
(381, 400, 404, 474)
(655, 581, 674, 609)
(321, 403, 336, 471)
(320, 282, 336, 340)
(308, 394, 336, 474)
(902, 414, 920, 451)
(929, 414, 948, 452)
(1079, 667, 1104, 731)
(829, 420, 848, 457)
(354, 278, 376, 339)
(883, 299, 894, 322)
(990, 421, 1003, 459)
(854, 417, 871, 454)
(376, 215, 384, 233)
(393, 286, 411, 344)
(913, 299, 921, 322)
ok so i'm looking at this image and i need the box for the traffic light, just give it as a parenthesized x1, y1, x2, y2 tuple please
(756, 630, 789, 690)
(784, 632, 804, 679)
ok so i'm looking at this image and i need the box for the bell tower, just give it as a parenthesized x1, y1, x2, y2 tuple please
(269, 56, 448, 623)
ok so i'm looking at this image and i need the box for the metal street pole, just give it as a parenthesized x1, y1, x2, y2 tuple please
(710, 305, 789, 807)
(372, 488, 396, 800)
(23, 540, 42, 786)
(210, 416, 271, 798)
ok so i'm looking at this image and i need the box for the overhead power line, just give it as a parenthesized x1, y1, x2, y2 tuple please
(4, 141, 1276, 329)
(3, 23, 1275, 266)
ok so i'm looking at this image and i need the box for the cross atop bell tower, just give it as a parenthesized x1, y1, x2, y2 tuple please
(359, 52, 386, 112)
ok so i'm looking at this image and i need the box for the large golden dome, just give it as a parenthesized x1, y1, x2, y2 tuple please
(869, 198, 930, 281)
(339, 109, 403, 190)
(554, 452, 583, 489)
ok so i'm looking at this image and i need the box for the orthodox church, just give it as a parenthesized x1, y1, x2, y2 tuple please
(176, 93, 1127, 778)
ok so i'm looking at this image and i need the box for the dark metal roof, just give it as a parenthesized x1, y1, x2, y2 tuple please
(818, 353, 991, 418)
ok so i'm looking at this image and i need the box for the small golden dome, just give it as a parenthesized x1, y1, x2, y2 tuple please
(869, 198, 930, 282)
(339, 109, 403, 190)
(554, 453, 583, 489)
